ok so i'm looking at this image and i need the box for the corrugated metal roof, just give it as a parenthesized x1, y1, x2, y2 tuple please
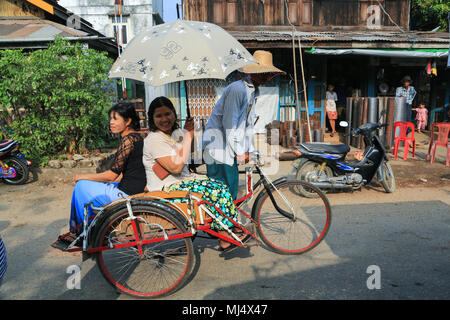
(0, 18, 88, 41)
(230, 30, 450, 44)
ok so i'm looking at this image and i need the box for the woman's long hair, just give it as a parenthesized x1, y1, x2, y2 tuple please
(108, 101, 141, 131)
(147, 96, 180, 133)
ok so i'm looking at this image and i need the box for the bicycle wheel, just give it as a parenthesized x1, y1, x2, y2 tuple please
(94, 204, 194, 298)
(252, 180, 331, 255)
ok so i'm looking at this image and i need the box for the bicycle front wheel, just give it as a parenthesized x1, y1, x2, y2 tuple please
(252, 180, 331, 255)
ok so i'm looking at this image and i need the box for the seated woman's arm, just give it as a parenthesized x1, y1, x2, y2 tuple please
(74, 170, 119, 183)
(156, 129, 193, 175)
(74, 135, 135, 183)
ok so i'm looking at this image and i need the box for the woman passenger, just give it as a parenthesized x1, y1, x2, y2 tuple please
(142, 97, 249, 252)
(57, 102, 147, 245)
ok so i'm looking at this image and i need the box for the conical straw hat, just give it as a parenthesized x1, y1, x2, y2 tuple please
(240, 50, 286, 74)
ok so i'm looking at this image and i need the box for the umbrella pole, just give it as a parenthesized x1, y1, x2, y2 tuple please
(186, 86, 191, 118)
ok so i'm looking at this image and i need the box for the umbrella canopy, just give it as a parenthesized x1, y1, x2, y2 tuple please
(108, 19, 256, 86)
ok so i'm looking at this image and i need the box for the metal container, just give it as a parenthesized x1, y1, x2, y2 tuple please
(351, 98, 361, 148)
(393, 97, 407, 144)
(314, 129, 323, 142)
(368, 98, 379, 123)
(346, 98, 353, 145)
(385, 97, 396, 149)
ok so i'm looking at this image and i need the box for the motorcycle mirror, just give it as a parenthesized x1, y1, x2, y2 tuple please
(339, 121, 349, 128)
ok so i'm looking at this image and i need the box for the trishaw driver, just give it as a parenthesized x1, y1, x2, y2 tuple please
(203, 50, 285, 200)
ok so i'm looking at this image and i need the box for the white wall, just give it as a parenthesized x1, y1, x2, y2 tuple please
(58, 0, 163, 39)
(58, 0, 168, 108)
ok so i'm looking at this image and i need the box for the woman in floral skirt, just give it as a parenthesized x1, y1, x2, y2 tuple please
(142, 97, 249, 252)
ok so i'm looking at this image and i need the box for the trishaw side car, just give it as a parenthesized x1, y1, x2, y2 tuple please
(64, 153, 332, 298)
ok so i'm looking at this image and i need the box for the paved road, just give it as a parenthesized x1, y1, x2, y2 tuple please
(0, 163, 449, 300)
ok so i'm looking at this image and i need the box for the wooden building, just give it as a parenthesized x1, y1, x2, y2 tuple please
(180, 0, 449, 137)
(185, 0, 410, 30)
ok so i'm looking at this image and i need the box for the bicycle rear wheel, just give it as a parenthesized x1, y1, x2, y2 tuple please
(94, 204, 194, 298)
(252, 180, 331, 255)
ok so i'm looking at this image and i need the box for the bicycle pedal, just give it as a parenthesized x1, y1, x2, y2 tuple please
(244, 238, 259, 248)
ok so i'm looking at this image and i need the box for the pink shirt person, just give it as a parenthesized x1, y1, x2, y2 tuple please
(415, 107, 428, 131)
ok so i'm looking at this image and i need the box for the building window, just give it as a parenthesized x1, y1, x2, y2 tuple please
(111, 16, 129, 45)
(213, 0, 225, 24)
(287, 0, 299, 25)
(226, 0, 238, 25)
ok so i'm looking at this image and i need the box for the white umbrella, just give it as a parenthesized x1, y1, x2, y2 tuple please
(108, 19, 256, 87)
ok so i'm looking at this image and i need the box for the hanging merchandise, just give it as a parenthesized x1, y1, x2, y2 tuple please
(377, 68, 385, 80)
(425, 59, 432, 76)
(431, 60, 438, 76)
(425, 59, 438, 77)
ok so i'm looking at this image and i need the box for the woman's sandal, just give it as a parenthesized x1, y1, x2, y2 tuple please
(51, 231, 80, 251)
(218, 229, 251, 253)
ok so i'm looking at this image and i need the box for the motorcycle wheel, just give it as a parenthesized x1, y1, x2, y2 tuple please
(2, 156, 29, 185)
(380, 161, 395, 193)
(295, 159, 334, 198)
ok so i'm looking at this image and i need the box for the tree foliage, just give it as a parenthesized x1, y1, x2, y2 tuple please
(0, 37, 116, 165)
(411, 0, 450, 31)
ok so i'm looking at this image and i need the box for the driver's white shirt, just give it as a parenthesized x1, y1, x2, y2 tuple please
(203, 78, 259, 166)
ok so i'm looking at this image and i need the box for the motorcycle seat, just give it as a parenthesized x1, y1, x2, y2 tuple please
(299, 143, 350, 155)
(0, 140, 17, 152)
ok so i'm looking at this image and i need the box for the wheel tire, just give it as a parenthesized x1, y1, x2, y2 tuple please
(295, 160, 333, 198)
(94, 204, 194, 298)
(2, 157, 29, 185)
(380, 161, 396, 193)
(251, 180, 332, 255)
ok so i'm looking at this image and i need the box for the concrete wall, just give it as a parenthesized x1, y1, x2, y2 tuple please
(58, 0, 163, 40)
(57, 0, 167, 107)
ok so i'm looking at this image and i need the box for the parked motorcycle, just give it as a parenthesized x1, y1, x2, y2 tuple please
(292, 121, 395, 197)
(0, 139, 31, 185)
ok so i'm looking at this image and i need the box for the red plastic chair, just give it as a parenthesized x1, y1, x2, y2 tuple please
(393, 121, 416, 160)
(427, 122, 450, 166)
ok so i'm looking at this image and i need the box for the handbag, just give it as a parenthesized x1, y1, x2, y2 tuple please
(152, 161, 170, 180)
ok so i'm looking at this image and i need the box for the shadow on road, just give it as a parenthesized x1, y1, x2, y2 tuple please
(200, 200, 450, 300)
(1, 200, 449, 300)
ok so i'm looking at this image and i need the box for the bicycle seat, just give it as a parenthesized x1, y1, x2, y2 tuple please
(132, 191, 208, 225)
(299, 143, 350, 155)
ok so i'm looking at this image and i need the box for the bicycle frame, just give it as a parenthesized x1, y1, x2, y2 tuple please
(66, 155, 296, 255)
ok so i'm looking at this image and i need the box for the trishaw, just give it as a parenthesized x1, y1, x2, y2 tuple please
(64, 152, 331, 298)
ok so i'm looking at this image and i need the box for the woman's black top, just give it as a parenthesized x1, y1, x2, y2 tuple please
(111, 133, 146, 195)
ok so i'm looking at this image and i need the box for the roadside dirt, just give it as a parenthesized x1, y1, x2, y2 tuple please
(379, 130, 450, 189)
(389, 158, 450, 188)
